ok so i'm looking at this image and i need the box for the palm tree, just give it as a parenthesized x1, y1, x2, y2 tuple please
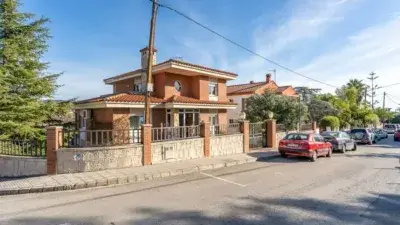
(346, 79, 368, 105)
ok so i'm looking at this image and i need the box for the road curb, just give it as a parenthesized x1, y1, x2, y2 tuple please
(0, 153, 279, 196)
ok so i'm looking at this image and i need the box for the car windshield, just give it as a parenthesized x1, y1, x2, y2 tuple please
(321, 132, 339, 137)
(384, 125, 395, 129)
(350, 129, 366, 133)
(284, 133, 308, 140)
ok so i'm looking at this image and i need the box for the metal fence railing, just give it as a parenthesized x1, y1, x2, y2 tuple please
(152, 125, 201, 142)
(0, 140, 46, 157)
(61, 129, 142, 148)
(249, 122, 265, 149)
(211, 123, 241, 136)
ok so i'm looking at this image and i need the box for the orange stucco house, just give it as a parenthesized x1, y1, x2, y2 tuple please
(74, 47, 237, 133)
(227, 74, 298, 122)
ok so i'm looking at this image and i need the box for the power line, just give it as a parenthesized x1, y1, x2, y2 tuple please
(153, 1, 339, 89)
(386, 94, 400, 105)
(377, 82, 400, 90)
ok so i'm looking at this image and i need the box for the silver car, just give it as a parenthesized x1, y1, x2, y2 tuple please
(384, 124, 396, 134)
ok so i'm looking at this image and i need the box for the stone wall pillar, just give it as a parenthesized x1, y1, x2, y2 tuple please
(240, 120, 250, 153)
(200, 122, 210, 157)
(46, 126, 63, 175)
(141, 124, 152, 165)
(266, 119, 277, 148)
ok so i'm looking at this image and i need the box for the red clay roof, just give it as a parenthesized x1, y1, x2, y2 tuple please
(277, 86, 291, 93)
(76, 93, 236, 106)
(227, 82, 267, 95)
(104, 59, 237, 83)
(227, 82, 296, 95)
(75, 93, 165, 104)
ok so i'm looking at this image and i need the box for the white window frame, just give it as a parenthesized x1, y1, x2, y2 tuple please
(80, 110, 89, 129)
(209, 78, 218, 96)
(133, 77, 142, 92)
(165, 109, 200, 127)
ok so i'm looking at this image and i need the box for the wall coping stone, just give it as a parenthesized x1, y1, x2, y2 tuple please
(210, 134, 243, 138)
(151, 137, 204, 145)
(59, 144, 143, 152)
(0, 155, 46, 160)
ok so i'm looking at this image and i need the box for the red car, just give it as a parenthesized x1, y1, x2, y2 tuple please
(394, 130, 400, 141)
(279, 133, 333, 162)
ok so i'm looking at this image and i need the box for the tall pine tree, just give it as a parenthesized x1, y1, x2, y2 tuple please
(0, 0, 70, 139)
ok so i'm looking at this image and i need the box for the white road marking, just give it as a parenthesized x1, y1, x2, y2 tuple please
(199, 172, 247, 187)
(275, 172, 283, 176)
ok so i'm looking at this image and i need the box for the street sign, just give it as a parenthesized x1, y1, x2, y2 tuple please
(147, 83, 154, 92)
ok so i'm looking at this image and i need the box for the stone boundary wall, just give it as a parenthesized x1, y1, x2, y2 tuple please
(56, 144, 143, 174)
(0, 155, 46, 177)
(151, 138, 204, 164)
(210, 134, 244, 157)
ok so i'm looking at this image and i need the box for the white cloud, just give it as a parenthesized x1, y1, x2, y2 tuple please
(49, 61, 113, 100)
(296, 17, 400, 108)
(227, 0, 352, 85)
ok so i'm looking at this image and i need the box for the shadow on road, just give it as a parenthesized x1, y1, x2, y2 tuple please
(7, 193, 400, 225)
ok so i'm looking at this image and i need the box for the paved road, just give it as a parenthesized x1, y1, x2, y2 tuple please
(0, 137, 399, 225)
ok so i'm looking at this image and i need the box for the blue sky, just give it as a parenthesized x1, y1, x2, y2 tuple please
(22, 0, 400, 109)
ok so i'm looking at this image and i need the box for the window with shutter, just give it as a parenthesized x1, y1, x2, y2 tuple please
(242, 98, 247, 112)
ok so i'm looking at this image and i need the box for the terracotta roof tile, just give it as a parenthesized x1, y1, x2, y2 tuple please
(159, 59, 238, 77)
(227, 82, 266, 94)
(75, 93, 164, 104)
(277, 86, 291, 93)
(104, 59, 237, 83)
(76, 93, 236, 106)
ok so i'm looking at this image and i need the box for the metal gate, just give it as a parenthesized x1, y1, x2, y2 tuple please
(249, 122, 266, 149)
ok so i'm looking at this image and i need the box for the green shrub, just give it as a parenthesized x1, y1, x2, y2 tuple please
(319, 116, 340, 130)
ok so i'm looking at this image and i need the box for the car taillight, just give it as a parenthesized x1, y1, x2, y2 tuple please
(302, 142, 310, 150)
(279, 142, 285, 147)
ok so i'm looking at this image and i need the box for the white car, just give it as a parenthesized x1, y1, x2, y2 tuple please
(384, 124, 396, 134)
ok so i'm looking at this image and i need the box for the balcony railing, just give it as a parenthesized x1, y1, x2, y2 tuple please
(61, 129, 142, 148)
(210, 123, 241, 136)
(152, 125, 201, 142)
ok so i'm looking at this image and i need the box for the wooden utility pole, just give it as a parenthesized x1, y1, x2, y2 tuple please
(144, 0, 157, 124)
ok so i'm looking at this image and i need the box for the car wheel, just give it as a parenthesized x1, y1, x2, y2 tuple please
(352, 143, 357, 151)
(341, 144, 346, 153)
(372, 139, 377, 144)
(327, 148, 332, 157)
(280, 152, 288, 158)
(310, 151, 317, 162)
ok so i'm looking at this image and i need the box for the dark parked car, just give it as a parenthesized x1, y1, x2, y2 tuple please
(321, 131, 356, 153)
(350, 128, 377, 145)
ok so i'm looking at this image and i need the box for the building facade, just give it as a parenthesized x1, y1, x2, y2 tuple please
(227, 74, 298, 122)
(74, 47, 237, 135)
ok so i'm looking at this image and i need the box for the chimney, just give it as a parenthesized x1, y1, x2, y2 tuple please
(140, 46, 157, 69)
(266, 73, 272, 83)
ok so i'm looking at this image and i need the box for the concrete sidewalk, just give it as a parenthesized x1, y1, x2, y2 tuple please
(0, 149, 279, 196)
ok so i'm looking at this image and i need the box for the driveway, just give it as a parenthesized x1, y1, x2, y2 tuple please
(0, 136, 399, 225)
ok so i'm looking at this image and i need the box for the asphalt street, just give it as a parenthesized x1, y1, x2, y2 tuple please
(0, 136, 399, 225)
